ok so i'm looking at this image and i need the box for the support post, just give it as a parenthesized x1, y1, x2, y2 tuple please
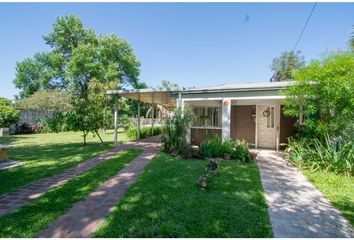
(114, 95, 119, 146)
(221, 98, 231, 142)
(137, 95, 141, 139)
(151, 94, 155, 136)
(178, 92, 182, 109)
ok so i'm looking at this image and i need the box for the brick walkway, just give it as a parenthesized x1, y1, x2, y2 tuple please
(0, 136, 160, 217)
(37, 139, 159, 237)
(254, 149, 354, 238)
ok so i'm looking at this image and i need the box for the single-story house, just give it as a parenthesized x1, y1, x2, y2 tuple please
(107, 81, 298, 151)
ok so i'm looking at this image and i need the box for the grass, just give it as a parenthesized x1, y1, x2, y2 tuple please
(302, 169, 354, 227)
(0, 148, 143, 238)
(0, 129, 127, 195)
(93, 153, 272, 238)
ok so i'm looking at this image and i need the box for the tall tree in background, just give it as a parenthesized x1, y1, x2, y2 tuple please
(16, 89, 72, 112)
(270, 50, 305, 81)
(13, 14, 141, 144)
(158, 80, 180, 90)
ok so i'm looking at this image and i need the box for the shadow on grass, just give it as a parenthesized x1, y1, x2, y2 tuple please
(0, 140, 125, 195)
(93, 153, 272, 238)
(0, 135, 32, 146)
(0, 149, 143, 238)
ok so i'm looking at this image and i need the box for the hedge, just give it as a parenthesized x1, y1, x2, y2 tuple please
(126, 126, 162, 140)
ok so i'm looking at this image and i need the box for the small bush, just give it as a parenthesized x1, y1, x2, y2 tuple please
(231, 139, 251, 162)
(200, 137, 224, 158)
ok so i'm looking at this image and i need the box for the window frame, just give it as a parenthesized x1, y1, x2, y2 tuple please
(192, 106, 222, 128)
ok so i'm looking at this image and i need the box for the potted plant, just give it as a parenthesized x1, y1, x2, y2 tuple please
(222, 139, 233, 160)
(171, 149, 178, 157)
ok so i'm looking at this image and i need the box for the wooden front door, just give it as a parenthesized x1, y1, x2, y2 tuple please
(257, 105, 277, 149)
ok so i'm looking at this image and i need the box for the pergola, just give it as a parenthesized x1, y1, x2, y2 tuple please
(106, 88, 178, 146)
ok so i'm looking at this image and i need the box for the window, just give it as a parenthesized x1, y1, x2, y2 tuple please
(267, 107, 275, 128)
(192, 107, 221, 127)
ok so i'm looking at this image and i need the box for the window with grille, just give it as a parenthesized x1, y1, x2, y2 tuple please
(192, 107, 221, 127)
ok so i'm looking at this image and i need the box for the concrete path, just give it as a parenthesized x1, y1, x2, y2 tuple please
(0, 136, 159, 217)
(254, 149, 354, 238)
(37, 138, 159, 237)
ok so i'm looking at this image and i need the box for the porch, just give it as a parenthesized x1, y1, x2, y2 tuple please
(185, 98, 296, 150)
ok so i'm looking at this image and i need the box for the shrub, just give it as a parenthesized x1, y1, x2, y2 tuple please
(286, 134, 353, 175)
(222, 139, 234, 154)
(231, 139, 251, 162)
(17, 122, 44, 134)
(161, 108, 195, 155)
(200, 137, 250, 161)
(283, 51, 354, 138)
(208, 136, 224, 158)
(0, 104, 20, 128)
(126, 126, 162, 140)
(199, 140, 211, 158)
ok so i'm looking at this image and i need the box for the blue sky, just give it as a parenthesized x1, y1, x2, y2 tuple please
(0, 2, 353, 99)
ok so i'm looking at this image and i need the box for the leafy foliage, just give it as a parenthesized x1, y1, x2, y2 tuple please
(0, 98, 20, 128)
(16, 89, 72, 112)
(199, 136, 223, 158)
(0, 98, 12, 106)
(270, 50, 305, 81)
(286, 134, 353, 176)
(199, 137, 251, 162)
(283, 51, 354, 138)
(231, 139, 251, 162)
(13, 14, 142, 144)
(161, 108, 195, 155)
(158, 80, 180, 90)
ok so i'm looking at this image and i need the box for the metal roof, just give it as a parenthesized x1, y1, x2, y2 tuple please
(179, 81, 294, 94)
(107, 88, 176, 105)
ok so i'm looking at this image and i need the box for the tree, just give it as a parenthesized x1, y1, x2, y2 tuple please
(283, 51, 354, 138)
(0, 98, 20, 128)
(14, 15, 141, 98)
(13, 14, 141, 144)
(0, 98, 12, 107)
(158, 80, 180, 90)
(270, 50, 305, 81)
(16, 89, 71, 112)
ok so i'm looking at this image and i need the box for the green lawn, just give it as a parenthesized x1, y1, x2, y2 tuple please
(0, 148, 143, 238)
(302, 169, 354, 226)
(93, 153, 272, 238)
(0, 130, 127, 195)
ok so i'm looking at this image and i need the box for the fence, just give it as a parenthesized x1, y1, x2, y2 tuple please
(128, 118, 163, 126)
